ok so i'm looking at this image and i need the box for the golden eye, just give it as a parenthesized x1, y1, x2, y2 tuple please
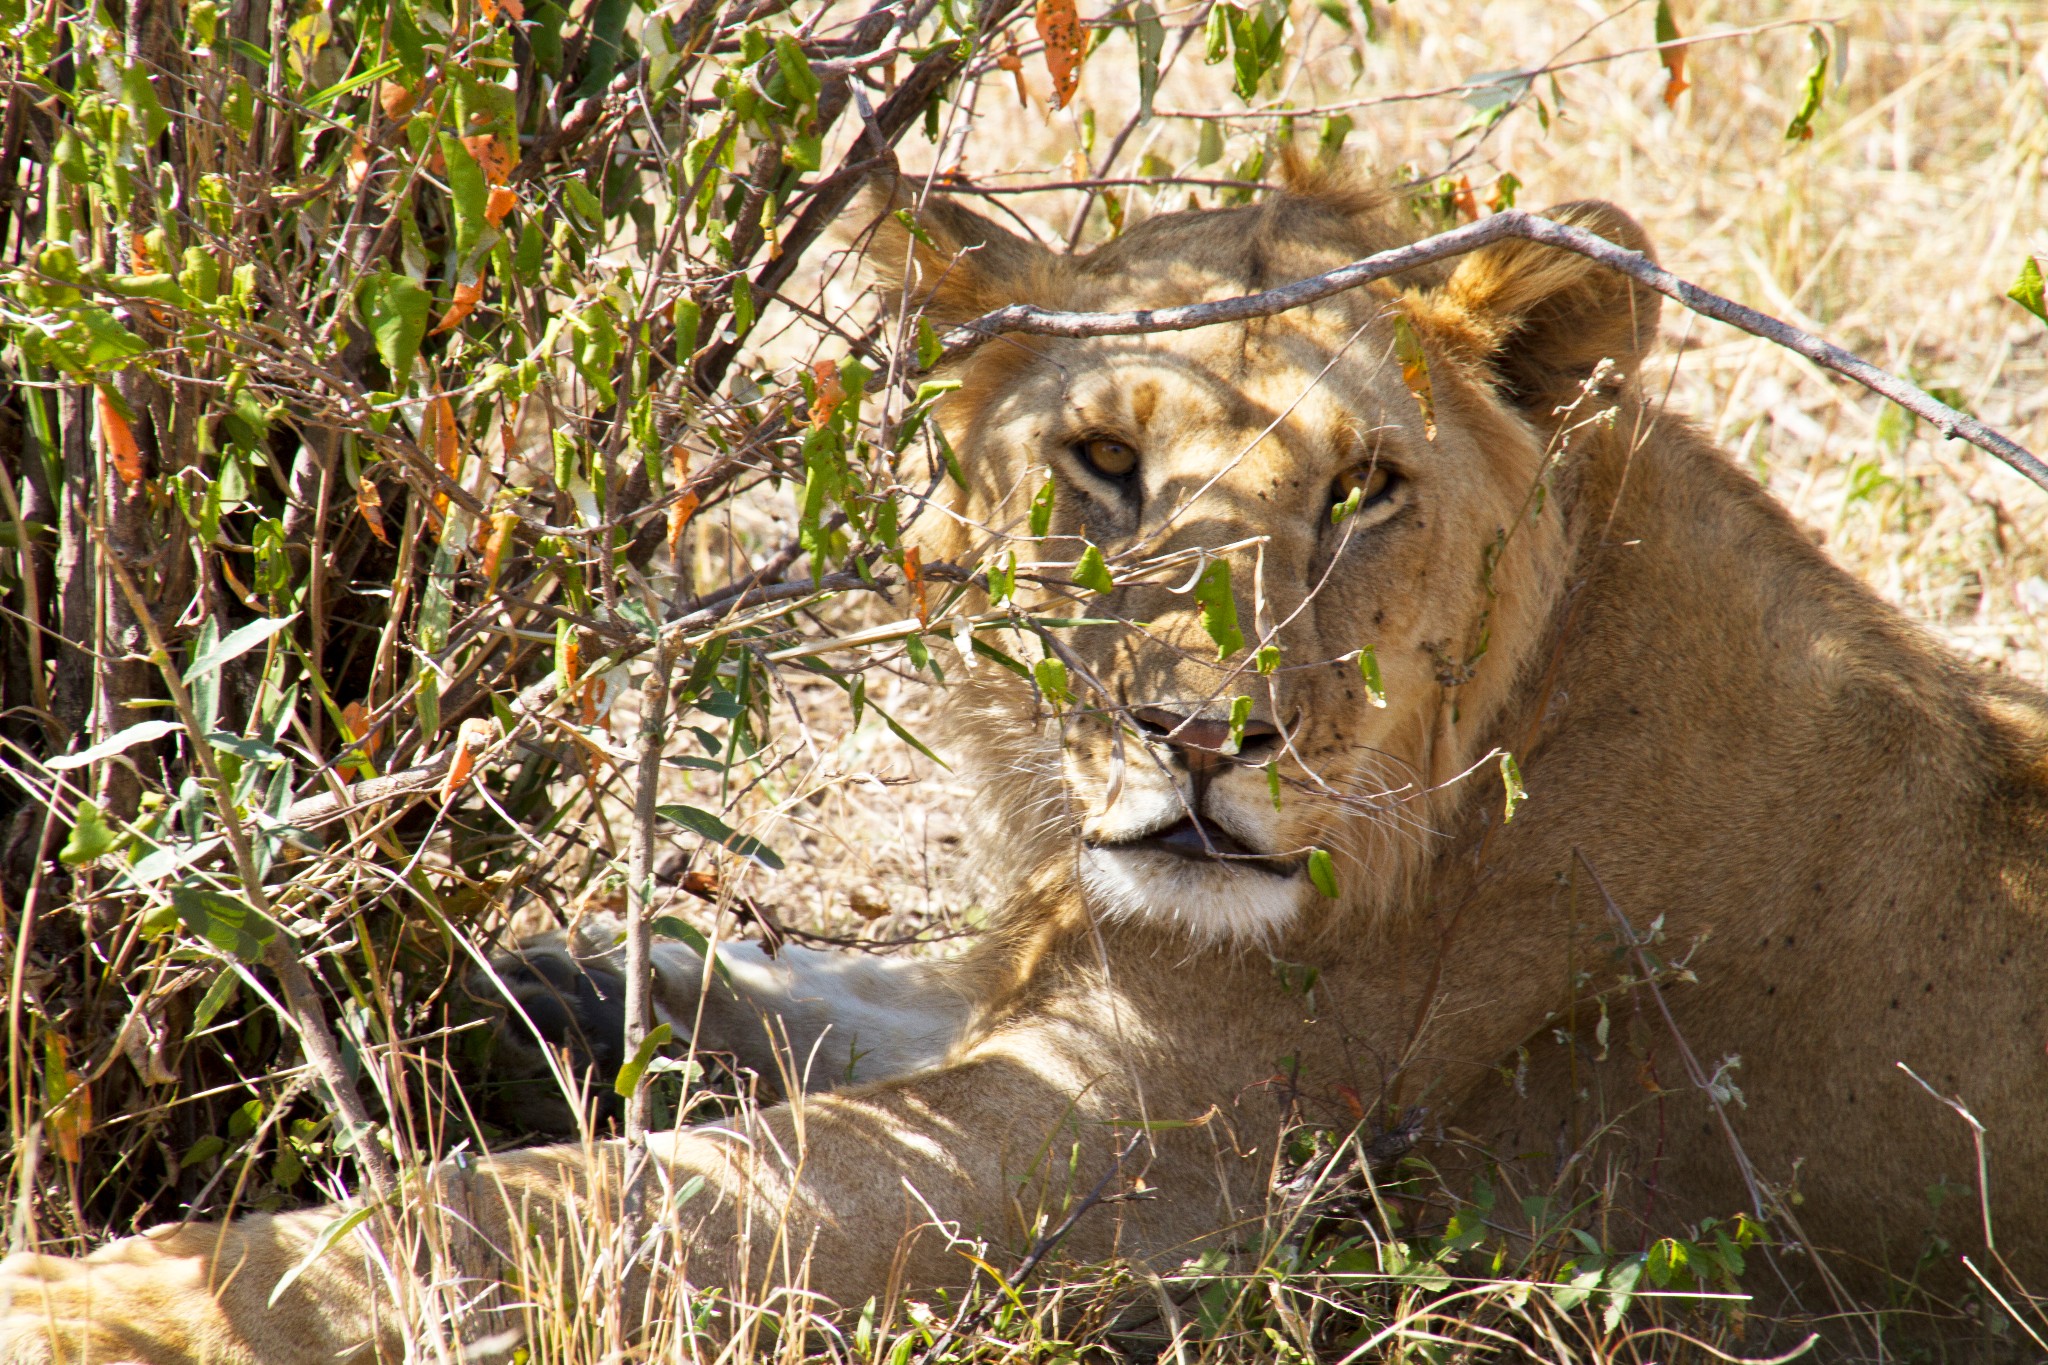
(1333, 462, 1396, 513)
(1078, 437, 1139, 479)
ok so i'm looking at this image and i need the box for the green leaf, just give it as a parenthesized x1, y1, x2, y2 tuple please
(563, 178, 605, 230)
(1073, 544, 1115, 594)
(184, 613, 297, 683)
(172, 883, 279, 959)
(1227, 695, 1252, 753)
(1266, 759, 1282, 810)
(61, 800, 119, 866)
(47, 720, 183, 771)
(189, 969, 240, 1035)
(730, 277, 755, 339)
(1192, 559, 1243, 658)
(1033, 656, 1072, 705)
(1196, 118, 1224, 166)
(1784, 28, 1830, 141)
(1027, 475, 1056, 537)
(916, 317, 944, 369)
(774, 35, 821, 112)
(358, 273, 430, 383)
(1357, 644, 1386, 707)
(1499, 752, 1527, 822)
(268, 1206, 376, 1307)
(1134, 2, 1164, 118)
(656, 804, 785, 869)
(650, 915, 734, 987)
(440, 134, 489, 261)
(386, 0, 426, 77)
(2009, 257, 2048, 325)
(1306, 847, 1338, 899)
(122, 60, 171, 144)
(613, 1021, 674, 1097)
(1254, 643, 1280, 675)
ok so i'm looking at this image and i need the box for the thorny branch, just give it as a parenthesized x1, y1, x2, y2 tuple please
(941, 211, 2048, 494)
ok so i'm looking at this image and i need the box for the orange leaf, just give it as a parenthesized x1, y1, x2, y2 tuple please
(441, 717, 495, 801)
(97, 388, 144, 485)
(1450, 176, 1478, 221)
(809, 359, 844, 430)
(356, 474, 391, 545)
(906, 546, 928, 627)
(130, 231, 154, 270)
(461, 132, 514, 185)
(580, 677, 603, 725)
(482, 509, 518, 585)
(1035, 0, 1083, 111)
(560, 634, 581, 690)
(341, 700, 382, 779)
(431, 280, 483, 335)
(995, 44, 1028, 106)
(667, 490, 700, 563)
(485, 184, 519, 228)
(379, 80, 416, 120)
(427, 395, 461, 478)
(347, 138, 372, 192)
(1656, 0, 1689, 108)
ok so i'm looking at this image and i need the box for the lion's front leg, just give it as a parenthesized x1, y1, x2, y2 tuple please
(481, 927, 974, 1104)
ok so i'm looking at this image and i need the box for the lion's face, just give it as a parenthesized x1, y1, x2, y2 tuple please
(881, 173, 1658, 940)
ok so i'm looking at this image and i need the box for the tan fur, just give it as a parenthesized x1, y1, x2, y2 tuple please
(9, 170, 2048, 1362)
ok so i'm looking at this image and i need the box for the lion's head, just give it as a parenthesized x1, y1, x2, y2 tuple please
(875, 167, 1661, 942)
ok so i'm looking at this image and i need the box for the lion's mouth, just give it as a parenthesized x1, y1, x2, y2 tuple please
(1091, 815, 1301, 877)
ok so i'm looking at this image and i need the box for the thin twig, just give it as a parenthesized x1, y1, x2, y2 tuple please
(937, 211, 2047, 492)
(94, 526, 398, 1202)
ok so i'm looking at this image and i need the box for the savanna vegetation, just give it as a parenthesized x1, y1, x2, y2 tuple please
(4, 0, 2047, 1358)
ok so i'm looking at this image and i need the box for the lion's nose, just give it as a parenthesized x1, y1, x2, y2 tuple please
(1131, 705, 1282, 762)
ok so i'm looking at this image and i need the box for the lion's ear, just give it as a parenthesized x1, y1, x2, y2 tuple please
(1418, 201, 1661, 413)
(861, 181, 1056, 327)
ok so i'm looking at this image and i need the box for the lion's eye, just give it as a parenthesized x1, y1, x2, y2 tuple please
(1332, 462, 1398, 514)
(1078, 437, 1139, 479)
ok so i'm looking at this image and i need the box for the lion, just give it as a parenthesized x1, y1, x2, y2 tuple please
(8, 166, 2048, 1363)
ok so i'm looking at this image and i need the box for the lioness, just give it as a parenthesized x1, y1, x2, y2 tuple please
(7, 168, 2048, 1363)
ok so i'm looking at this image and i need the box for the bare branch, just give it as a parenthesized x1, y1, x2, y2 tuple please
(939, 211, 2047, 493)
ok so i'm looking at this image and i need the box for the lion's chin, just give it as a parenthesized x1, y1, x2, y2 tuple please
(1078, 844, 1308, 942)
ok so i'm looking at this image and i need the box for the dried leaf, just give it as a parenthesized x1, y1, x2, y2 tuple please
(906, 546, 928, 626)
(356, 474, 391, 545)
(479, 0, 525, 20)
(995, 44, 1028, 105)
(98, 387, 144, 485)
(461, 132, 514, 185)
(1450, 175, 1478, 221)
(341, 700, 381, 779)
(667, 490, 700, 562)
(1035, 0, 1084, 111)
(441, 717, 496, 800)
(482, 509, 518, 585)
(346, 138, 372, 192)
(430, 395, 461, 477)
(431, 280, 483, 335)
(1390, 314, 1436, 441)
(484, 185, 518, 228)
(378, 80, 416, 120)
(809, 359, 844, 430)
(44, 1035, 91, 1163)
(1655, 0, 1688, 108)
